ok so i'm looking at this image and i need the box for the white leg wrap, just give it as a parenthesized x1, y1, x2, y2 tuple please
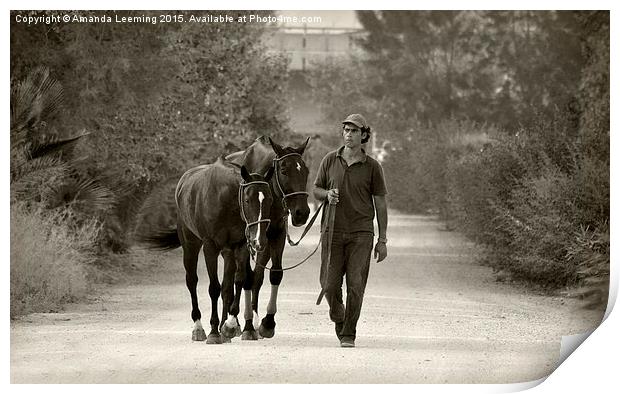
(225, 315, 237, 328)
(253, 311, 260, 330)
(266, 285, 278, 315)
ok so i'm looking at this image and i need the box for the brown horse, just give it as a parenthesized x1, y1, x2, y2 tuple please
(225, 136, 310, 340)
(139, 157, 274, 344)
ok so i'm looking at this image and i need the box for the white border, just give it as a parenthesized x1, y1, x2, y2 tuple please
(4, 1, 617, 393)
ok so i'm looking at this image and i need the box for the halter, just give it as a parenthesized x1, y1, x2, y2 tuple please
(272, 153, 310, 211)
(272, 152, 316, 248)
(238, 179, 272, 258)
(246, 152, 319, 271)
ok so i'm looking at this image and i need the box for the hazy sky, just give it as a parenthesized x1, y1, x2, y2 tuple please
(276, 10, 362, 28)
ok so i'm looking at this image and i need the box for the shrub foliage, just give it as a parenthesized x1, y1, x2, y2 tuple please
(308, 11, 608, 301)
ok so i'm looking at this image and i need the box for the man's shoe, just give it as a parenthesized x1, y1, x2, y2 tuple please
(335, 322, 344, 340)
(340, 336, 355, 348)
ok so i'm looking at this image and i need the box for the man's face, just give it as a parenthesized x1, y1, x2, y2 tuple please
(343, 124, 365, 148)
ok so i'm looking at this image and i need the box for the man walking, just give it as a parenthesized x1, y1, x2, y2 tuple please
(313, 113, 389, 348)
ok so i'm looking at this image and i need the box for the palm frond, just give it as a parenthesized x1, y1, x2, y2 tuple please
(45, 176, 117, 214)
(28, 131, 91, 160)
(11, 67, 64, 136)
(10, 160, 70, 204)
(10, 155, 69, 185)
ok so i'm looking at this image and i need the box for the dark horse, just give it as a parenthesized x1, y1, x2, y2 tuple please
(225, 136, 310, 340)
(142, 157, 274, 344)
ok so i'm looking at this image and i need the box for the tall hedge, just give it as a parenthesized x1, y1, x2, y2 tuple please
(11, 10, 292, 249)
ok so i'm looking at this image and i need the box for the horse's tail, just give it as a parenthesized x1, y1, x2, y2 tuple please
(135, 228, 181, 251)
(131, 175, 181, 251)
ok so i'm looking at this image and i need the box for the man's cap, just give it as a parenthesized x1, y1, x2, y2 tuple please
(342, 113, 368, 129)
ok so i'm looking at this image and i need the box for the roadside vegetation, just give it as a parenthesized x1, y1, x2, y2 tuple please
(309, 11, 609, 307)
(10, 205, 97, 317)
(10, 11, 291, 317)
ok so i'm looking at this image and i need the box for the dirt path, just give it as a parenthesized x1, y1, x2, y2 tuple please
(10, 214, 603, 383)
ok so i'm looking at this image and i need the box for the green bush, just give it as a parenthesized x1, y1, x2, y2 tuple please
(493, 166, 579, 285)
(444, 114, 608, 289)
(568, 225, 609, 308)
(10, 205, 99, 317)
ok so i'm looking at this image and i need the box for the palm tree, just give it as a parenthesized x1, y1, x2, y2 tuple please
(10, 67, 116, 220)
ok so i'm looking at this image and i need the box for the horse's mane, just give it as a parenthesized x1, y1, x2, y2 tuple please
(225, 136, 306, 173)
(225, 136, 272, 173)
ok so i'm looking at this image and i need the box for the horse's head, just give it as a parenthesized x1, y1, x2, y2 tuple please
(269, 137, 311, 227)
(239, 166, 274, 253)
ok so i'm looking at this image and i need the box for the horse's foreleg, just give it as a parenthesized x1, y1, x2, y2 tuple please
(251, 262, 265, 328)
(220, 248, 240, 340)
(179, 224, 205, 342)
(259, 234, 285, 339)
(241, 254, 260, 341)
(244, 249, 269, 340)
(203, 240, 223, 344)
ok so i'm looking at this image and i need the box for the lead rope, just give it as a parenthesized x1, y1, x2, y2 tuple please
(284, 200, 324, 246)
(251, 153, 323, 272)
(252, 201, 326, 272)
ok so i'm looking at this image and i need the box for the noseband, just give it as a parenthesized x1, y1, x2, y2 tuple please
(272, 153, 310, 211)
(238, 179, 271, 256)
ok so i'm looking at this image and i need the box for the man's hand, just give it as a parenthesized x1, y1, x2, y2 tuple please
(327, 188, 339, 205)
(374, 241, 387, 262)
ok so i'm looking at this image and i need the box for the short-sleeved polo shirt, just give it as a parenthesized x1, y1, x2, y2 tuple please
(314, 146, 387, 233)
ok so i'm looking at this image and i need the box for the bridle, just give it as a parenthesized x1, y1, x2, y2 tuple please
(272, 153, 310, 213)
(238, 178, 271, 258)
(247, 151, 324, 272)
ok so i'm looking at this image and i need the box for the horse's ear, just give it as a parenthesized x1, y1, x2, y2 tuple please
(295, 137, 310, 155)
(240, 165, 251, 182)
(264, 166, 274, 182)
(268, 137, 285, 157)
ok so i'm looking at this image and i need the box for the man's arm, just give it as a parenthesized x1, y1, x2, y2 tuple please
(313, 187, 328, 202)
(313, 154, 339, 205)
(373, 195, 388, 262)
(314, 187, 339, 205)
(374, 195, 388, 239)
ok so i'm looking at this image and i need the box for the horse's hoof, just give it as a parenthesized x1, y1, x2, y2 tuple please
(221, 322, 238, 339)
(206, 333, 223, 344)
(192, 328, 207, 341)
(234, 324, 242, 337)
(241, 331, 257, 340)
(221, 334, 232, 343)
(258, 324, 275, 339)
(241, 330, 260, 341)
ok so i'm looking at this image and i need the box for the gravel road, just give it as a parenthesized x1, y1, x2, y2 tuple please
(10, 213, 603, 383)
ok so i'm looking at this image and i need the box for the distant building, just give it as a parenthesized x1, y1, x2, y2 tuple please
(264, 26, 364, 71)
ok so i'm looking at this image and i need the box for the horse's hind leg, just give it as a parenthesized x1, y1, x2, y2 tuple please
(203, 239, 223, 344)
(233, 250, 249, 326)
(178, 223, 206, 342)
